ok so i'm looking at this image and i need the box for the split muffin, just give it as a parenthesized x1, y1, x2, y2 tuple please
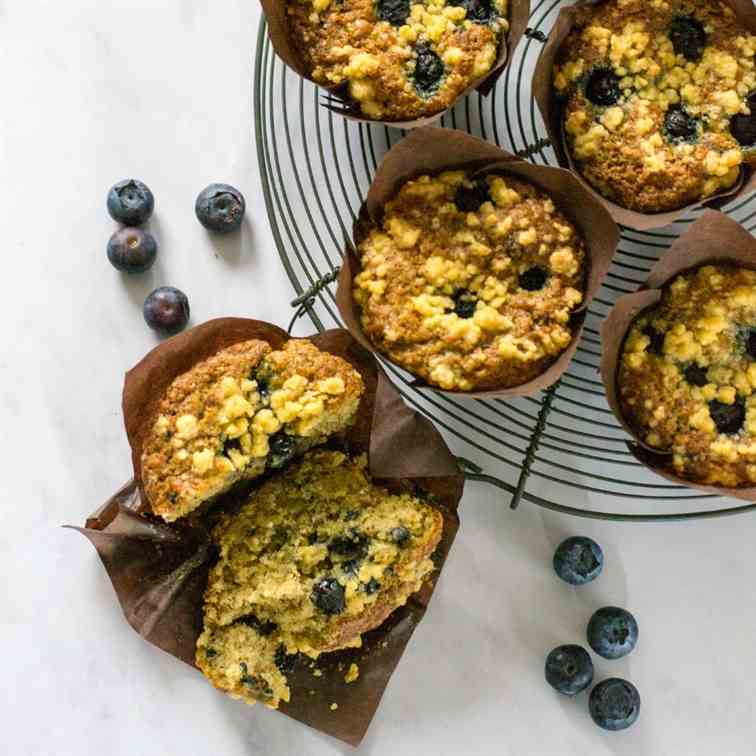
(287, 0, 509, 120)
(619, 264, 756, 487)
(553, 0, 756, 212)
(196, 450, 444, 708)
(353, 170, 587, 391)
(141, 339, 364, 521)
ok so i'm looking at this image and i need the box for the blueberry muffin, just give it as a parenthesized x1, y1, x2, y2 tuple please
(353, 170, 587, 391)
(196, 450, 444, 708)
(141, 340, 364, 522)
(287, 0, 509, 120)
(619, 264, 756, 487)
(553, 0, 756, 212)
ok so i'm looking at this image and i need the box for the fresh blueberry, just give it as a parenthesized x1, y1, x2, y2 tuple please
(553, 536, 604, 586)
(107, 228, 157, 274)
(454, 179, 492, 212)
(376, 0, 410, 26)
(311, 577, 346, 615)
(269, 432, 297, 468)
(589, 678, 641, 731)
(683, 363, 708, 387)
(195, 183, 246, 234)
(143, 286, 190, 336)
(452, 289, 478, 319)
(519, 266, 549, 291)
(731, 93, 756, 147)
(585, 68, 621, 107)
(664, 106, 699, 143)
(587, 607, 639, 660)
(642, 325, 665, 356)
(709, 398, 745, 435)
(364, 578, 381, 594)
(274, 644, 298, 675)
(449, 0, 496, 24)
(107, 179, 155, 226)
(545, 645, 594, 696)
(413, 44, 445, 98)
(668, 16, 707, 62)
(390, 526, 411, 546)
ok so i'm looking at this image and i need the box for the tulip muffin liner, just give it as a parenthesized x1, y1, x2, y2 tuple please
(259, 0, 530, 128)
(335, 126, 619, 398)
(601, 210, 756, 501)
(533, 0, 756, 231)
(72, 318, 465, 746)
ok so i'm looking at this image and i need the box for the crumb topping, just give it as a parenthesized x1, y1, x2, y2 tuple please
(553, 0, 756, 212)
(354, 170, 586, 391)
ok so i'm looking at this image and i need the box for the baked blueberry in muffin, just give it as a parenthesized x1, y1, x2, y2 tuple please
(141, 340, 364, 521)
(195, 450, 443, 708)
(619, 264, 756, 487)
(353, 170, 587, 391)
(553, 0, 756, 212)
(286, 0, 510, 120)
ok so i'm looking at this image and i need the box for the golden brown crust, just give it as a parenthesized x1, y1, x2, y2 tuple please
(554, 0, 756, 212)
(288, 0, 508, 120)
(619, 264, 756, 487)
(353, 169, 587, 391)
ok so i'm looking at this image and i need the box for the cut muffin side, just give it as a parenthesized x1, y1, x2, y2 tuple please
(141, 340, 364, 522)
(196, 450, 444, 707)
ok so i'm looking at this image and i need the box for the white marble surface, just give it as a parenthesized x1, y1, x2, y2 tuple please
(3, 2, 756, 754)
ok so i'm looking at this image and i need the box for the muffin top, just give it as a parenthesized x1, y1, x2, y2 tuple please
(287, 0, 509, 121)
(553, 0, 756, 213)
(354, 170, 587, 391)
(619, 264, 756, 487)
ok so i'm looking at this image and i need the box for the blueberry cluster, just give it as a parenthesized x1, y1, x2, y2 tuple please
(546, 537, 641, 732)
(104, 178, 247, 337)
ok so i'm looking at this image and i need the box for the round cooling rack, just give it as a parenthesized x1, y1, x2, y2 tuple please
(254, 1, 756, 521)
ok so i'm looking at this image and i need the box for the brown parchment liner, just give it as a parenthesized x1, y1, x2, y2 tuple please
(533, 0, 756, 232)
(259, 0, 530, 128)
(601, 210, 756, 502)
(72, 318, 465, 746)
(335, 126, 619, 397)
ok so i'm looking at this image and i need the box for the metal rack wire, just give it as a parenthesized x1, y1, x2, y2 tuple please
(254, 1, 756, 521)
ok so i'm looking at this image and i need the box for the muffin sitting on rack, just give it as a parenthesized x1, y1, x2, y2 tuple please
(553, 0, 756, 212)
(287, 0, 510, 121)
(619, 264, 756, 487)
(196, 450, 444, 708)
(353, 169, 587, 391)
(140, 339, 364, 521)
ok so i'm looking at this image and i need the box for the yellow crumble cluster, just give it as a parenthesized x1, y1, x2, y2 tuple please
(553, 0, 756, 212)
(287, 0, 508, 120)
(619, 264, 756, 487)
(354, 170, 586, 391)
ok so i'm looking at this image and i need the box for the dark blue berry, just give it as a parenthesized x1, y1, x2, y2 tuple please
(731, 93, 756, 147)
(642, 325, 665, 356)
(329, 532, 368, 561)
(274, 644, 298, 675)
(545, 645, 594, 696)
(107, 228, 157, 274)
(587, 607, 639, 660)
(311, 577, 346, 615)
(269, 432, 297, 468)
(668, 16, 707, 62)
(143, 287, 190, 336)
(683, 363, 708, 387)
(585, 69, 621, 107)
(413, 44, 444, 98)
(589, 678, 641, 731)
(107, 179, 154, 226)
(449, 0, 496, 24)
(519, 267, 548, 292)
(195, 183, 246, 234)
(239, 614, 278, 636)
(364, 578, 381, 595)
(553, 537, 604, 586)
(454, 179, 491, 212)
(452, 289, 477, 319)
(390, 526, 411, 546)
(709, 398, 745, 435)
(664, 106, 699, 143)
(376, 0, 410, 26)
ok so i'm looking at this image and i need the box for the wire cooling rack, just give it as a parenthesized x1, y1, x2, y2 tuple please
(254, 1, 756, 521)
